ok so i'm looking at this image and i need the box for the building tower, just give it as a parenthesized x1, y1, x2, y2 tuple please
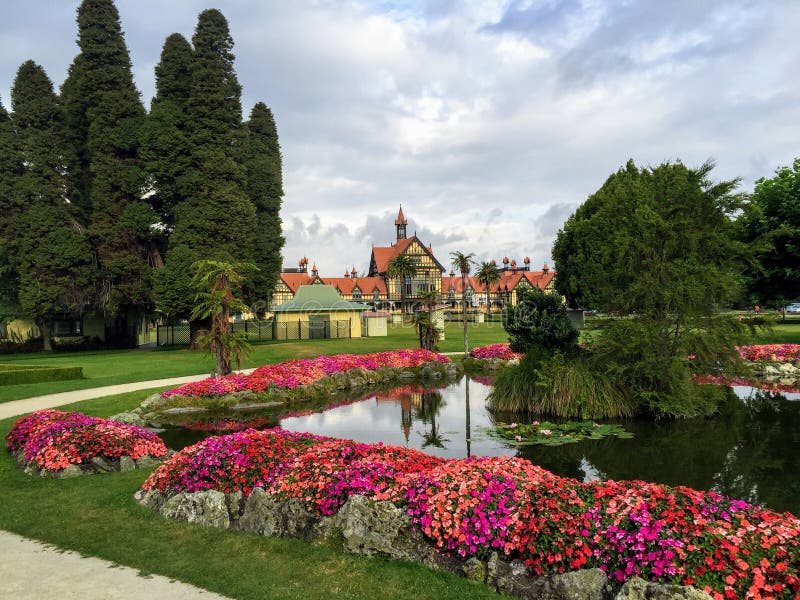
(395, 205, 407, 240)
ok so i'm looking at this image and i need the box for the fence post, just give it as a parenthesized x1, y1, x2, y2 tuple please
(349, 318, 352, 339)
(299, 319, 302, 340)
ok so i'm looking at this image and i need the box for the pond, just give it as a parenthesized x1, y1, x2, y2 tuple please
(159, 377, 800, 515)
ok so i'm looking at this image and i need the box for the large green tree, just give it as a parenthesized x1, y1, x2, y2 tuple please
(60, 54, 92, 223)
(74, 0, 156, 343)
(0, 97, 23, 321)
(242, 102, 284, 313)
(140, 33, 193, 230)
(552, 160, 749, 416)
(738, 158, 800, 312)
(157, 9, 257, 326)
(9, 61, 94, 350)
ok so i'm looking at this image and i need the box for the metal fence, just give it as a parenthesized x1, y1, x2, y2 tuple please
(156, 319, 352, 346)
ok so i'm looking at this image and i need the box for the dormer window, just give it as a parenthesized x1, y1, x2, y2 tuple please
(373, 288, 380, 300)
(353, 288, 362, 300)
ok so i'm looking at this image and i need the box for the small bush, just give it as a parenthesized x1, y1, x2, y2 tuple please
(0, 364, 83, 385)
(503, 287, 578, 354)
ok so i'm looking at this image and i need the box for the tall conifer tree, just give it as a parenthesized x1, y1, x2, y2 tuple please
(140, 33, 193, 229)
(0, 98, 23, 321)
(157, 9, 257, 324)
(9, 61, 94, 350)
(243, 102, 284, 312)
(75, 0, 155, 343)
(60, 54, 91, 223)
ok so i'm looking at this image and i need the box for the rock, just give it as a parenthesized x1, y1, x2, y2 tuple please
(240, 488, 286, 537)
(281, 498, 318, 540)
(140, 393, 168, 411)
(227, 491, 243, 521)
(23, 462, 39, 477)
(110, 411, 144, 425)
(119, 456, 136, 472)
(777, 362, 798, 374)
(90, 456, 115, 472)
(398, 370, 417, 382)
(534, 568, 611, 600)
(462, 557, 486, 582)
(135, 455, 161, 469)
(615, 578, 711, 600)
(507, 358, 520, 366)
(160, 491, 230, 529)
(421, 366, 435, 379)
(328, 496, 436, 563)
(109, 412, 146, 426)
(135, 489, 168, 512)
(56, 464, 83, 479)
(161, 407, 208, 415)
(239, 490, 316, 539)
(231, 401, 284, 410)
(349, 377, 366, 388)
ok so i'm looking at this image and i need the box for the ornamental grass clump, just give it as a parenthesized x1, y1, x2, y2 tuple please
(6, 409, 167, 472)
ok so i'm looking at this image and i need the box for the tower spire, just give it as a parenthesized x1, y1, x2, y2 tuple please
(395, 205, 407, 240)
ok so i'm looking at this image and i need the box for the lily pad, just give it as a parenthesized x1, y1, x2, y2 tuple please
(485, 420, 633, 446)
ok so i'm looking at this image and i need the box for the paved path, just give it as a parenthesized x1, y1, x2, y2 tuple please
(0, 531, 230, 600)
(1, 371, 259, 599)
(0, 369, 256, 421)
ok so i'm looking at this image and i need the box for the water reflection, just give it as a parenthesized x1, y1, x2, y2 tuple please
(163, 376, 800, 514)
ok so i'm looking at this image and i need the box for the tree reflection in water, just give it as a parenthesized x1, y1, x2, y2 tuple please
(416, 391, 449, 449)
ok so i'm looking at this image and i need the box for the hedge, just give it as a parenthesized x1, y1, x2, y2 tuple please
(0, 364, 83, 385)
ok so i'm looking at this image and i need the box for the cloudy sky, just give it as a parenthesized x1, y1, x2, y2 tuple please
(1, 1, 798, 276)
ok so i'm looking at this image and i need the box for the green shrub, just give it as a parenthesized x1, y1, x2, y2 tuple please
(503, 288, 578, 354)
(0, 364, 83, 385)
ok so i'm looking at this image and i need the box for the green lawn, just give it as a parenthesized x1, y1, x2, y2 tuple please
(0, 322, 508, 403)
(753, 322, 800, 345)
(0, 389, 506, 600)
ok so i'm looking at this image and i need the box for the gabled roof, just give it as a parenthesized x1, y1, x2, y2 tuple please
(323, 276, 387, 295)
(279, 272, 316, 293)
(273, 285, 368, 312)
(370, 236, 444, 274)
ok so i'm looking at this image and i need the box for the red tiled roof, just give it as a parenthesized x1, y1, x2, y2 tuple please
(279, 273, 315, 293)
(442, 270, 555, 294)
(323, 276, 388, 295)
(395, 206, 407, 225)
(370, 236, 415, 273)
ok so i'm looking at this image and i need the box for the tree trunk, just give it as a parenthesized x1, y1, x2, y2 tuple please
(461, 275, 468, 355)
(189, 317, 211, 349)
(37, 318, 52, 352)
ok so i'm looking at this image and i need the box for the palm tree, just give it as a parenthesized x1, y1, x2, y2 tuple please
(191, 260, 256, 375)
(413, 289, 441, 350)
(387, 254, 417, 317)
(450, 251, 476, 356)
(476, 261, 500, 319)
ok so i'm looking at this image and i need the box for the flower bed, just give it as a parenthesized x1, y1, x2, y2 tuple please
(470, 343, 522, 361)
(141, 429, 800, 599)
(162, 349, 450, 398)
(6, 409, 167, 474)
(737, 344, 800, 362)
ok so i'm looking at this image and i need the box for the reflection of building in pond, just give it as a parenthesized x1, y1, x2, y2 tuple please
(374, 387, 446, 446)
(275, 207, 556, 312)
(375, 387, 423, 442)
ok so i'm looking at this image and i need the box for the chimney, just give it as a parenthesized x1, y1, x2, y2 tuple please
(542, 262, 549, 274)
(311, 263, 318, 277)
